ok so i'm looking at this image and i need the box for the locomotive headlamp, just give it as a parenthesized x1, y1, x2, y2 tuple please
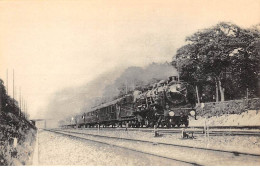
(169, 111, 175, 117)
(190, 110, 196, 116)
(169, 86, 177, 92)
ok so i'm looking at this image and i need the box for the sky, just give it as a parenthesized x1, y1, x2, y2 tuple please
(0, 0, 259, 119)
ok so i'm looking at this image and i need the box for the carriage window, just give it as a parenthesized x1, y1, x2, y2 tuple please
(112, 105, 116, 112)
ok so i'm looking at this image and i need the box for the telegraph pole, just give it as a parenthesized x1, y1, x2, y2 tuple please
(23, 98, 25, 118)
(25, 101, 27, 119)
(21, 96, 23, 117)
(24, 100, 26, 119)
(177, 60, 180, 82)
(6, 69, 8, 95)
(0, 79, 2, 112)
(19, 87, 21, 116)
(13, 69, 15, 107)
(125, 80, 128, 95)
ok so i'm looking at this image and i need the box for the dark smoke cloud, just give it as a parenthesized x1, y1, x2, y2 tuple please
(102, 62, 177, 100)
(45, 62, 177, 122)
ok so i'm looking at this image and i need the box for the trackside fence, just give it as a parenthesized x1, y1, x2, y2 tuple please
(196, 98, 260, 118)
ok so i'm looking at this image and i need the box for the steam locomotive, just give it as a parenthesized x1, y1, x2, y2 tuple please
(63, 75, 197, 128)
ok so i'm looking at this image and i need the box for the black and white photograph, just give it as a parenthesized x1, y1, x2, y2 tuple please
(0, 0, 260, 166)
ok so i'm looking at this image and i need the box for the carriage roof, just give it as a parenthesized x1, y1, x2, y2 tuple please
(88, 97, 124, 112)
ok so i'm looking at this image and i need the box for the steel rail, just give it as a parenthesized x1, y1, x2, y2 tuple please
(53, 128, 260, 157)
(45, 129, 200, 166)
(73, 126, 260, 137)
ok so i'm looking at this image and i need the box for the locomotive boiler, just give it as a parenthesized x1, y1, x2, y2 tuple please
(133, 75, 197, 128)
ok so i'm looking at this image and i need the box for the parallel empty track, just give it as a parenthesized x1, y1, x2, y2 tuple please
(45, 129, 200, 166)
(46, 129, 260, 165)
(65, 126, 260, 137)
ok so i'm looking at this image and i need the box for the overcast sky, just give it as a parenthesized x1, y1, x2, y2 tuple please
(0, 0, 259, 119)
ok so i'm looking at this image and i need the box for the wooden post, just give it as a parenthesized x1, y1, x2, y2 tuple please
(125, 122, 128, 131)
(98, 123, 100, 135)
(215, 81, 219, 102)
(196, 85, 200, 104)
(204, 117, 206, 138)
(246, 88, 249, 113)
(154, 124, 159, 137)
(207, 124, 209, 140)
(182, 128, 185, 138)
(13, 137, 18, 148)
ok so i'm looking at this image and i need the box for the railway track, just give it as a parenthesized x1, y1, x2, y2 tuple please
(155, 128, 260, 137)
(69, 126, 260, 137)
(46, 128, 260, 165)
(189, 125, 260, 130)
(45, 129, 199, 166)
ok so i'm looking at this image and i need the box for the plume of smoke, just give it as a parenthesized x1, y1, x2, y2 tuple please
(102, 62, 177, 101)
(45, 62, 177, 122)
(44, 70, 121, 120)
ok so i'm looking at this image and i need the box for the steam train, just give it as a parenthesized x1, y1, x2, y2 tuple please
(62, 75, 197, 128)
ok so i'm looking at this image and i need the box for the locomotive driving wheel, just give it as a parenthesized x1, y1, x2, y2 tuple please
(160, 121, 165, 128)
(135, 121, 141, 128)
(144, 119, 149, 128)
(184, 121, 189, 127)
(144, 119, 155, 128)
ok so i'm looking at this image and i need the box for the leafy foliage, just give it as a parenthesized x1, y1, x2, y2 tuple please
(173, 22, 260, 101)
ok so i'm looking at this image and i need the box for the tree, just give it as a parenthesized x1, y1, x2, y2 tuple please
(173, 22, 260, 102)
